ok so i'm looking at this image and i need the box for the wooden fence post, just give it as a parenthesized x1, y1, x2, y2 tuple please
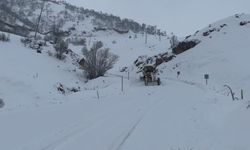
(121, 76, 124, 92)
(96, 90, 100, 99)
(241, 89, 244, 100)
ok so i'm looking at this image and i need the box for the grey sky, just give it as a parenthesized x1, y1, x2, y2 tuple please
(66, 0, 250, 36)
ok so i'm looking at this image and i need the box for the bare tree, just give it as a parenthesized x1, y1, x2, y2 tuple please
(54, 39, 68, 60)
(170, 34, 179, 49)
(80, 41, 118, 79)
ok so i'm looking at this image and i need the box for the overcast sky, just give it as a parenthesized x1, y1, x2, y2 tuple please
(66, 0, 250, 36)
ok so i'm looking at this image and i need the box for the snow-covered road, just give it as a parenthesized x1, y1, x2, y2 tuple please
(1, 78, 249, 150)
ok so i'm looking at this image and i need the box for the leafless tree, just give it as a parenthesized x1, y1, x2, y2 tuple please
(80, 41, 118, 79)
(170, 34, 179, 49)
(54, 39, 68, 60)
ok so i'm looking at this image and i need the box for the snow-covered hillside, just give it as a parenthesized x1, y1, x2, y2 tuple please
(0, 9, 250, 150)
(0, 31, 168, 111)
(0, 0, 164, 37)
(161, 13, 250, 99)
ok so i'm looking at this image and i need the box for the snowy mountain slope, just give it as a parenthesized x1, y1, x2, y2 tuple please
(0, 34, 84, 111)
(0, 0, 164, 37)
(0, 13, 250, 150)
(160, 13, 250, 99)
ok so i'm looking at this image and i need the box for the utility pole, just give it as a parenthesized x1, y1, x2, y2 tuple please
(121, 76, 124, 92)
(96, 90, 100, 99)
(34, 0, 46, 40)
(128, 71, 130, 80)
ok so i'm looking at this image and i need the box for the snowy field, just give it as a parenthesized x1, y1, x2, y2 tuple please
(1, 14, 250, 150)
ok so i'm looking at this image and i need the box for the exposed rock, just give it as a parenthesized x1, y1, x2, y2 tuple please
(134, 52, 176, 72)
(240, 21, 250, 26)
(172, 40, 200, 55)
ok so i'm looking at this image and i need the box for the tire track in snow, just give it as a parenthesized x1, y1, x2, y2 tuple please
(39, 127, 88, 150)
(165, 77, 207, 91)
(165, 77, 235, 99)
(26, 98, 147, 150)
(111, 77, 211, 150)
(39, 120, 103, 150)
(18, 112, 107, 150)
(111, 90, 168, 150)
(114, 114, 145, 150)
(22, 82, 163, 150)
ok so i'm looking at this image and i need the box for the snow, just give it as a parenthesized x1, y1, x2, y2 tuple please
(160, 14, 250, 99)
(0, 13, 250, 150)
(0, 35, 82, 111)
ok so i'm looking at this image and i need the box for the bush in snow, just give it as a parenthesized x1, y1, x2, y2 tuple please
(69, 37, 86, 46)
(29, 40, 46, 53)
(79, 41, 118, 79)
(21, 37, 45, 53)
(239, 21, 250, 26)
(0, 33, 10, 42)
(57, 83, 66, 94)
(203, 28, 216, 36)
(0, 98, 4, 108)
(20, 37, 32, 46)
(235, 14, 240, 18)
(54, 39, 68, 60)
(56, 83, 80, 95)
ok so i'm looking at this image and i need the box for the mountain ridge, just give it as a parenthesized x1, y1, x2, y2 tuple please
(0, 0, 166, 37)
